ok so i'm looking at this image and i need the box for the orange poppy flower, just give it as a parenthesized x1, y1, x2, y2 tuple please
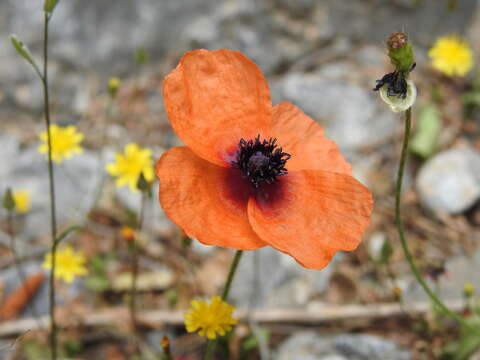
(156, 49, 373, 270)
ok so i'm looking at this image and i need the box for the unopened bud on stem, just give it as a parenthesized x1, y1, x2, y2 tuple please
(2, 188, 15, 212)
(387, 32, 415, 73)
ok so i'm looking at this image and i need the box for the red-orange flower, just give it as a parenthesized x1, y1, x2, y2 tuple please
(156, 49, 373, 270)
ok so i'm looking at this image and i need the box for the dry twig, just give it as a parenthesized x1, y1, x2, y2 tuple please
(0, 299, 465, 338)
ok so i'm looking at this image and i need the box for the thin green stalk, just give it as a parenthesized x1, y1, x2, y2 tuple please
(396, 108, 478, 333)
(204, 250, 243, 360)
(129, 192, 147, 348)
(221, 250, 243, 300)
(41, 12, 58, 360)
(91, 95, 115, 210)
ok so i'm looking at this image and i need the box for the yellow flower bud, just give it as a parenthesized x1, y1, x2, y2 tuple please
(464, 282, 475, 298)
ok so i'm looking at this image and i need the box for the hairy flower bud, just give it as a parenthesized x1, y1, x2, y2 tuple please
(387, 32, 415, 73)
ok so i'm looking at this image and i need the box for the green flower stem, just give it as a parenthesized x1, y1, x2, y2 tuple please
(40, 12, 59, 360)
(396, 108, 479, 334)
(221, 250, 243, 300)
(129, 192, 147, 349)
(204, 250, 243, 360)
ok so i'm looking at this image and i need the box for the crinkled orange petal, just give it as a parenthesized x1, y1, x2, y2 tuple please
(156, 146, 267, 250)
(247, 170, 373, 269)
(163, 49, 272, 167)
(272, 102, 351, 174)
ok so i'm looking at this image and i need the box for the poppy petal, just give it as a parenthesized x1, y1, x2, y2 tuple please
(163, 49, 272, 167)
(156, 146, 267, 250)
(272, 102, 351, 174)
(247, 170, 373, 269)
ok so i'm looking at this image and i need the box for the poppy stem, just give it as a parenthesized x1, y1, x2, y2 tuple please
(204, 250, 243, 360)
(221, 250, 243, 301)
(396, 108, 479, 334)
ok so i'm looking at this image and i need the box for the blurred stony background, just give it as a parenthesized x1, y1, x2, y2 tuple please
(2, 0, 480, 358)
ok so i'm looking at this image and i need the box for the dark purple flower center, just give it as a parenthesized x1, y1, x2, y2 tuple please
(231, 135, 291, 188)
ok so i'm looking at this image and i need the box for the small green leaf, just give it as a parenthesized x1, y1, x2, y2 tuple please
(181, 236, 192, 248)
(10, 35, 42, 79)
(136, 172, 151, 193)
(165, 288, 178, 308)
(447, 0, 458, 11)
(462, 92, 480, 106)
(135, 47, 148, 65)
(2, 188, 15, 212)
(84, 276, 109, 292)
(44, 0, 59, 13)
(241, 328, 270, 352)
(63, 339, 82, 357)
(379, 239, 393, 264)
(410, 104, 442, 158)
(54, 225, 82, 247)
(11, 35, 34, 66)
(90, 255, 107, 275)
(442, 332, 480, 360)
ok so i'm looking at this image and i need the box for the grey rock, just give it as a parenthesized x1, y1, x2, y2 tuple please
(325, 0, 478, 46)
(416, 148, 480, 214)
(277, 0, 316, 16)
(230, 247, 340, 309)
(181, 2, 288, 74)
(333, 334, 410, 360)
(0, 142, 102, 240)
(230, 247, 289, 308)
(281, 63, 397, 152)
(0, 135, 19, 179)
(0, 262, 60, 318)
(1, 0, 478, 86)
(1, 0, 477, 123)
(404, 245, 480, 303)
(276, 332, 410, 360)
(3, 0, 217, 73)
(0, 261, 82, 319)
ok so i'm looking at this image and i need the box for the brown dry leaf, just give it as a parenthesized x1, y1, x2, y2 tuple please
(111, 270, 174, 292)
(0, 271, 45, 321)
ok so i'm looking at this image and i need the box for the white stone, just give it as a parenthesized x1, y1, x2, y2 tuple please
(416, 148, 480, 214)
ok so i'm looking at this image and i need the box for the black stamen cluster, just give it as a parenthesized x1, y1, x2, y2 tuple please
(232, 135, 291, 188)
(373, 63, 416, 99)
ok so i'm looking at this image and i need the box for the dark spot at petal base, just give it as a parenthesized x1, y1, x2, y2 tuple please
(232, 135, 291, 188)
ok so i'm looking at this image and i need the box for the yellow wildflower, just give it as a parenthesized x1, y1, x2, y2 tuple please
(120, 226, 135, 242)
(105, 143, 154, 192)
(184, 296, 237, 339)
(12, 190, 31, 214)
(393, 286, 403, 299)
(42, 245, 87, 283)
(429, 36, 473, 77)
(464, 282, 475, 298)
(38, 124, 84, 163)
(108, 77, 121, 97)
